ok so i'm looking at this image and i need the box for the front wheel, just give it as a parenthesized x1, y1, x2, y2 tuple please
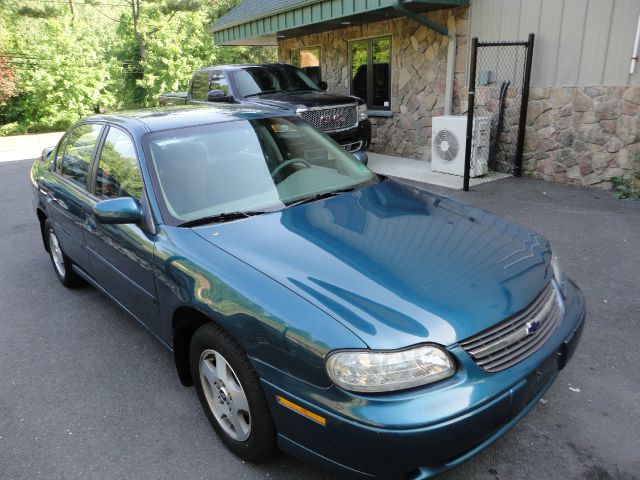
(190, 323, 276, 462)
(44, 219, 83, 288)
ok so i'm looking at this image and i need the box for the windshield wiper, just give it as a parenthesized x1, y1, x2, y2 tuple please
(244, 90, 282, 98)
(285, 187, 357, 209)
(178, 210, 267, 228)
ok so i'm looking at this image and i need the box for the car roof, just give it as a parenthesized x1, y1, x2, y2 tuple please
(195, 63, 297, 73)
(83, 104, 289, 134)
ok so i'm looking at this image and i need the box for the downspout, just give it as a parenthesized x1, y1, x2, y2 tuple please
(393, 0, 457, 115)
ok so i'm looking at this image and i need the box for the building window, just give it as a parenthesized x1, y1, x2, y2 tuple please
(350, 36, 391, 110)
(291, 46, 322, 85)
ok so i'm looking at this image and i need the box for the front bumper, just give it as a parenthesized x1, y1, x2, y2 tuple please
(257, 279, 586, 479)
(326, 120, 371, 152)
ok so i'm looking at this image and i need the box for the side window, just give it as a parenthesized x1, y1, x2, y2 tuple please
(291, 47, 322, 84)
(191, 72, 211, 101)
(95, 127, 143, 200)
(209, 71, 229, 95)
(57, 124, 102, 188)
(350, 36, 391, 110)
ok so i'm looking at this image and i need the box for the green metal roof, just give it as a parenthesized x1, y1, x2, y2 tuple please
(212, 0, 468, 45)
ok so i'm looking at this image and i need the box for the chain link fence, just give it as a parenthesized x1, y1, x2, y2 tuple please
(464, 35, 534, 190)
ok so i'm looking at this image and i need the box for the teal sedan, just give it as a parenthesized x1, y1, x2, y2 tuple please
(31, 105, 586, 479)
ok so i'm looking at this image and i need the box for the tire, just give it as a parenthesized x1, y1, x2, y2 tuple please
(190, 322, 276, 462)
(44, 219, 83, 288)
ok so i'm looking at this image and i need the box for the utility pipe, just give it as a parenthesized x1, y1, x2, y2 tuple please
(393, 0, 457, 115)
(631, 14, 640, 75)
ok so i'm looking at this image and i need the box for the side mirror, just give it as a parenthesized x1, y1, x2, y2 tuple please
(352, 151, 368, 166)
(207, 89, 230, 102)
(41, 146, 54, 162)
(317, 81, 328, 91)
(94, 197, 142, 225)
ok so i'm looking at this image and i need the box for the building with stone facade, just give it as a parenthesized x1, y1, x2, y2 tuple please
(212, 0, 640, 189)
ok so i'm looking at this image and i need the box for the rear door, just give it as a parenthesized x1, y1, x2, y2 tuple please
(83, 125, 160, 330)
(47, 123, 104, 272)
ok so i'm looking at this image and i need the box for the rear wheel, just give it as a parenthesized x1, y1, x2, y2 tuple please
(190, 323, 276, 462)
(44, 219, 83, 288)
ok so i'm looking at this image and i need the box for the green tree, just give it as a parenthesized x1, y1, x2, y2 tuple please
(0, 0, 277, 134)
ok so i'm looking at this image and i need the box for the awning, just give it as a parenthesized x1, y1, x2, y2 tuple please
(211, 0, 468, 46)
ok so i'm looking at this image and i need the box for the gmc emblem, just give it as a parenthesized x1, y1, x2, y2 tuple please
(320, 114, 346, 124)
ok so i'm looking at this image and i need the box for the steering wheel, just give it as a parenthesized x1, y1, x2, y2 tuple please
(270, 159, 312, 179)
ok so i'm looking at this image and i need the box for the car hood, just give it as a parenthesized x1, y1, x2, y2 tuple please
(248, 91, 360, 110)
(193, 180, 552, 349)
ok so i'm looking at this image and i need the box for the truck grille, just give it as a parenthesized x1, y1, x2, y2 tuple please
(459, 283, 563, 372)
(297, 104, 358, 132)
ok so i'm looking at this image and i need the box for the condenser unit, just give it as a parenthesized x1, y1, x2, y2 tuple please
(431, 116, 490, 177)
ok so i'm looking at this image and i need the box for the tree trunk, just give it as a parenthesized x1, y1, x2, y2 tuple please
(68, 0, 75, 23)
(131, 0, 146, 62)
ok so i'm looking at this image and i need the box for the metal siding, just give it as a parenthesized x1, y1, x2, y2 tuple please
(537, 0, 564, 86)
(498, 0, 520, 41)
(604, 0, 640, 85)
(518, 0, 542, 84)
(469, 0, 639, 86)
(556, 0, 588, 86)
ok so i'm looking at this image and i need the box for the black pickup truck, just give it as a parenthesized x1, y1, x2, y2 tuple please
(159, 64, 371, 153)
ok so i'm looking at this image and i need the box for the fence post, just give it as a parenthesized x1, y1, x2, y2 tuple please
(514, 33, 535, 177)
(463, 37, 478, 191)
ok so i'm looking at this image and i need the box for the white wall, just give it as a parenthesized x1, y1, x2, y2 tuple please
(469, 0, 640, 87)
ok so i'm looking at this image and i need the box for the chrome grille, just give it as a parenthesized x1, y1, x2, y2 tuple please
(460, 283, 563, 372)
(297, 104, 358, 132)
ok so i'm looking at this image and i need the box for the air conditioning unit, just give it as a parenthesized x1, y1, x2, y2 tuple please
(431, 116, 490, 177)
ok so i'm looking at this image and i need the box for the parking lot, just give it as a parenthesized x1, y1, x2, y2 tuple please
(1, 157, 639, 480)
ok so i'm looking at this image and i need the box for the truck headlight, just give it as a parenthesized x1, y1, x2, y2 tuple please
(326, 345, 455, 393)
(357, 103, 368, 121)
(551, 254, 568, 298)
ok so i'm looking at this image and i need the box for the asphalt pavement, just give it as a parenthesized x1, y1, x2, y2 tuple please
(1, 158, 639, 480)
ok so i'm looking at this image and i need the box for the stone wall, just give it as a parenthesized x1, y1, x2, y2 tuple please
(277, 9, 639, 190)
(278, 7, 469, 161)
(523, 86, 640, 189)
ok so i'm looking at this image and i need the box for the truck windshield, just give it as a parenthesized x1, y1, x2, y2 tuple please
(143, 116, 377, 226)
(231, 66, 320, 98)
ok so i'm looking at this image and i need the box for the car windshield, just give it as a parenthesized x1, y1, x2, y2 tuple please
(231, 66, 319, 97)
(143, 116, 377, 226)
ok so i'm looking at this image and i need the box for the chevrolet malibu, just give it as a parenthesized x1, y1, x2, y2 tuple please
(31, 105, 585, 479)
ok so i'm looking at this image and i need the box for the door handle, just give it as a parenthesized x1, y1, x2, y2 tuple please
(84, 216, 97, 233)
(49, 193, 68, 210)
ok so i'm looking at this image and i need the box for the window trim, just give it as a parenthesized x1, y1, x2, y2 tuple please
(348, 35, 392, 111)
(290, 45, 323, 82)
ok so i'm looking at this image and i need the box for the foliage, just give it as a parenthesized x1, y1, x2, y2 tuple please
(611, 173, 640, 200)
(0, 57, 17, 104)
(611, 136, 640, 200)
(0, 0, 277, 135)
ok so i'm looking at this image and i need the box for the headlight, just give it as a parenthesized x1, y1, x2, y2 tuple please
(326, 345, 455, 393)
(357, 103, 368, 121)
(551, 254, 568, 297)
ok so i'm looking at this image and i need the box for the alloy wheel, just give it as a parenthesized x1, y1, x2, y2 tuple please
(48, 229, 66, 277)
(199, 349, 251, 441)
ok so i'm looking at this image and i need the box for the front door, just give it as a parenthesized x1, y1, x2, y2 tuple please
(83, 126, 160, 331)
